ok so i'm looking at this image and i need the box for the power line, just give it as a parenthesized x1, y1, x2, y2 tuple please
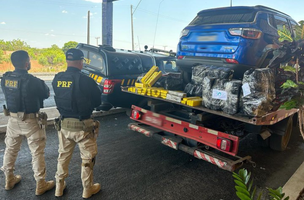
(132, 0, 143, 14)
(152, 0, 165, 48)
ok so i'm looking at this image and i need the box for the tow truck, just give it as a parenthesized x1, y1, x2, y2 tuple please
(121, 58, 299, 172)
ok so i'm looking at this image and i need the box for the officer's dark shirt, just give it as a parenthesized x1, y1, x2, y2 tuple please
(55, 67, 101, 119)
(14, 69, 50, 101)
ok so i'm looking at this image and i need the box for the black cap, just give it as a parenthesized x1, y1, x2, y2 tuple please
(66, 48, 84, 61)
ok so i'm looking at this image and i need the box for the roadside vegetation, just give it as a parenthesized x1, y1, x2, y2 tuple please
(0, 40, 78, 73)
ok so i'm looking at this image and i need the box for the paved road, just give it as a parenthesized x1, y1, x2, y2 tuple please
(0, 112, 303, 200)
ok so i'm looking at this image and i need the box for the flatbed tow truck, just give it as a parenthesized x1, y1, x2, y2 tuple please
(122, 86, 298, 172)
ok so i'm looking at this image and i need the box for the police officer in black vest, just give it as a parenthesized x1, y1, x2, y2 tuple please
(52, 48, 101, 198)
(1, 50, 55, 195)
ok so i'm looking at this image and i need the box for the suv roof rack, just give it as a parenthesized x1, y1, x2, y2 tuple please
(255, 5, 290, 17)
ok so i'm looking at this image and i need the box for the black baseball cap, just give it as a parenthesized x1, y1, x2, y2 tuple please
(66, 48, 84, 61)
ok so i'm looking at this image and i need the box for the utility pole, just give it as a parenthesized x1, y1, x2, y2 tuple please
(230, 0, 232, 7)
(87, 10, 90, 44)
(131, 5, 134, 50)
(95, 37, 100, 46)
(130, 0, 143, 50)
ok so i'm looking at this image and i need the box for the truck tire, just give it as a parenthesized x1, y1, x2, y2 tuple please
(269, 116, 293, 151)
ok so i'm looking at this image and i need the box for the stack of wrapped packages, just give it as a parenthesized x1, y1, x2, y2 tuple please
(155, 73, 184, 91)
(240, 68, 275, 117)
(183, 65, 277, 117)
(184, 65, 242, 115)
(201, 66, 241, 115)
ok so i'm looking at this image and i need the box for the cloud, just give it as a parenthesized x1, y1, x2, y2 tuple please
(62, 10, 68, 14)
(51, 29, 54, 32)
(45, 33, 55, 37)
(85, 0, 102, 3)
(1, 22, 6, 25)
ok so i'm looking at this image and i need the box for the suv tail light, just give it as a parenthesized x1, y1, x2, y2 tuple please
(229, 28, 262, 39)
(103, 79, 120, 94)
(177, 56, 185, 60)
(131, 110, 142, 119)
(225, 58, 239, 64)
(216, 137, 232, 152)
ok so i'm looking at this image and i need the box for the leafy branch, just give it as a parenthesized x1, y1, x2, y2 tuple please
(233, 169, 289, 200)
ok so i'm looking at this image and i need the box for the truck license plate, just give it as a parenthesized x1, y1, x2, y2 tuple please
(145, 116, 162, 126)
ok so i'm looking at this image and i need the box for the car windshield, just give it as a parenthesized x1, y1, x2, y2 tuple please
(189, 9, 258, 25)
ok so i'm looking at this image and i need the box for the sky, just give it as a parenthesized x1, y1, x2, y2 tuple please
(1, 0, 304, 51)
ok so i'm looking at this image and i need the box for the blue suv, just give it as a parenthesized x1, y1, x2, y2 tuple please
(176, 5, 298, 79)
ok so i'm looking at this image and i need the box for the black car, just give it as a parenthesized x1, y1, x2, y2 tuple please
(77, 43, 178, 111)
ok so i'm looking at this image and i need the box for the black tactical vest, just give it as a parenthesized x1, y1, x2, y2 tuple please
(52, 72, 92, 119)
(1, 72, 40, 113)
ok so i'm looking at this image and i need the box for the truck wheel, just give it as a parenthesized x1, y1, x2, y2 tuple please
(269, 116, 293, 151)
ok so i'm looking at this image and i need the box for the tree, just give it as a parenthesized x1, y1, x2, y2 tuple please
(38, 45, 65, 67)
(62, 41, 78, 53)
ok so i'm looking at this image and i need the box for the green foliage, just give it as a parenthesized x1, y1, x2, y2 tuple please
(0, 39, 29, 51)
(280, 99, 298, 110)
(280, 65, 297, 73)
(0, 39, 71, 73)
(0, 49, 4, 64)
(233, 169, 261, 200)
(233, 169, 289, 200)
(280, 80, 298, 89)
(278, 26, 293, 42)
(267, 187, 289, 200)
(62, 41, 78, 53)
(294, 21, 304, 41)
(39, 46, 65, 66)
(38, 55, 48, 66)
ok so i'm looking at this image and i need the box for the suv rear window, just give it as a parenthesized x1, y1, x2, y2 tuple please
(189, 9, 257, 25)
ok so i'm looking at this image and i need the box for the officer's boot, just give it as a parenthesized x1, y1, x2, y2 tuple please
(35, 179, 55, 195)
(81, 161, 100, 199)
(4, 171, 21, 190)
(55, 179, 66, 197)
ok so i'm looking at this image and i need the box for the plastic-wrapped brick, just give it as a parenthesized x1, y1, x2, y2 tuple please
(202, 77, 216, 108)
(241, 68, 275, 117)
(192, 65, 209, 84)
(184, 83, 196, 96)
(222, 80, 242, 115)
(210, 79, 228, 110)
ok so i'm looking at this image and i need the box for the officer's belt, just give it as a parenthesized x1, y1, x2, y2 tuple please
(61, 118, 95, 132)
(10, 112, 38, 119)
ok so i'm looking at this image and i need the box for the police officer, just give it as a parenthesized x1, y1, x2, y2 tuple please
(52, 48, 101, 198)
(1, 50, 55, 195)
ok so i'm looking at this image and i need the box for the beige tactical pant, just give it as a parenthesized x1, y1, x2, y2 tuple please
(55, 128, 98, 183)
(1, 116, 47, 181)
